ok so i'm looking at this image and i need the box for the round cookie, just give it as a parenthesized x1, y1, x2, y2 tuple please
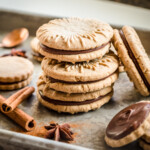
(105, 101, 150, 148)
(0, 56, 34, 90)
(37, 18, 113, 50)
(38, 75, 113, 101)
(113, 26, 150, 96)
(43, 72, 118, 93)
(0, 76, 32, 90)
(36, 18, 113, 62)
(37, 41, 110, 63)
(30, 37, 44, 62)
(37, 76, 113, 114)
(41, 51, 119, 82)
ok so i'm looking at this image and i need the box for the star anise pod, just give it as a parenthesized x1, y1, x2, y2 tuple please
(1, 49, 27, 58)
(44, 123, 74, 142)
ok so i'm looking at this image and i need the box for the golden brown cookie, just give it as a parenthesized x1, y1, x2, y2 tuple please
(37, 75, 113, 114)
(38, 41, 110, 63)
(36, 18, 113, 62)
(105, 101, 150, 148)
(113, 26, 150, 96)
(43, 72, 118, 93)
(41, 51, 119, 82)
(0, 56, 34, 90)
(30, 37, 44, 62)
(38, 75, 113, 101)
(37, 18, 113, 50)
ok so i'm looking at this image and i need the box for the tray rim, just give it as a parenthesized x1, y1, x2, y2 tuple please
(0, 9, 150, 150)
(0, 129, 90, 150)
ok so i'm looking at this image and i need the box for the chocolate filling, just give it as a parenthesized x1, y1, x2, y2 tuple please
(39, 90, 110, 106)
(0, 79, 26, 85)
(119, 30, 150, 91)
(40, 42, 110, 55)
(106, 102, 150, 140)
(46, 71, 117, 84)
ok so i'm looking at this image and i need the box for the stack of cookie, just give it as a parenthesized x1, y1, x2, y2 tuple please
(36, 18, 119, 114)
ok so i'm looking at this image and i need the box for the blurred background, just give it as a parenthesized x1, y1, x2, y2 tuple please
(110, 0, 150, 9)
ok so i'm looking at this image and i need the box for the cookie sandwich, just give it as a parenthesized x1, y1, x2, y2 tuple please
(105, 101, 150, 148)
(113, 26, 150, 96)
(30, 37, 44, 62)
(36, 18, 113, 63)
(36, 18, 119, 114)
(0, 56, 34, 90)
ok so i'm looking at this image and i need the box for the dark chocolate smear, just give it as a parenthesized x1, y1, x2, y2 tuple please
(39, 90, 111, 106)
(106, 102, 150, 140)
(40, 42, 110, 55)
(119, 30, 150, 92)
(0, 79, 26, 85)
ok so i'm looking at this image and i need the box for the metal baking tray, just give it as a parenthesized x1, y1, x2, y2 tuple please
(0, 10, 150, 150)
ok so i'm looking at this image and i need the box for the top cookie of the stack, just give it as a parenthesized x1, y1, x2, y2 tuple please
(36, 18, 113, 62)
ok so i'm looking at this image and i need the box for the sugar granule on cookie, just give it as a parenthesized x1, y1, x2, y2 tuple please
(105, 101, 150, 148)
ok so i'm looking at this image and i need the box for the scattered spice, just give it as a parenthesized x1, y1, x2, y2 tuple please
(44, 123, 74, 142)
(0, 49, 27, 58)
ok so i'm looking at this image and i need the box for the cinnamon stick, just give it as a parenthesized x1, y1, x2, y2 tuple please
(1, 86, 35, 113)
(0, 95, 36, 131)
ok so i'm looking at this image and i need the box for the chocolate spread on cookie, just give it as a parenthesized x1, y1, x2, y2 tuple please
(0, 79, 26, 85)
(119, 30, 150, 91)
(39, 91, 111, 106)
(106, 102, 150, 140)
(40, 42, 110, 55)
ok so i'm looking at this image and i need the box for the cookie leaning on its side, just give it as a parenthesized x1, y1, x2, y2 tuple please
(113, 26, 150, 96)
(0, 56, 34, 90)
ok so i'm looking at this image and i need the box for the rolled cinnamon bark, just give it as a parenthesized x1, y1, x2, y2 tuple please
(0, 95, 36, 131)
(1, 87, 35, 113)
